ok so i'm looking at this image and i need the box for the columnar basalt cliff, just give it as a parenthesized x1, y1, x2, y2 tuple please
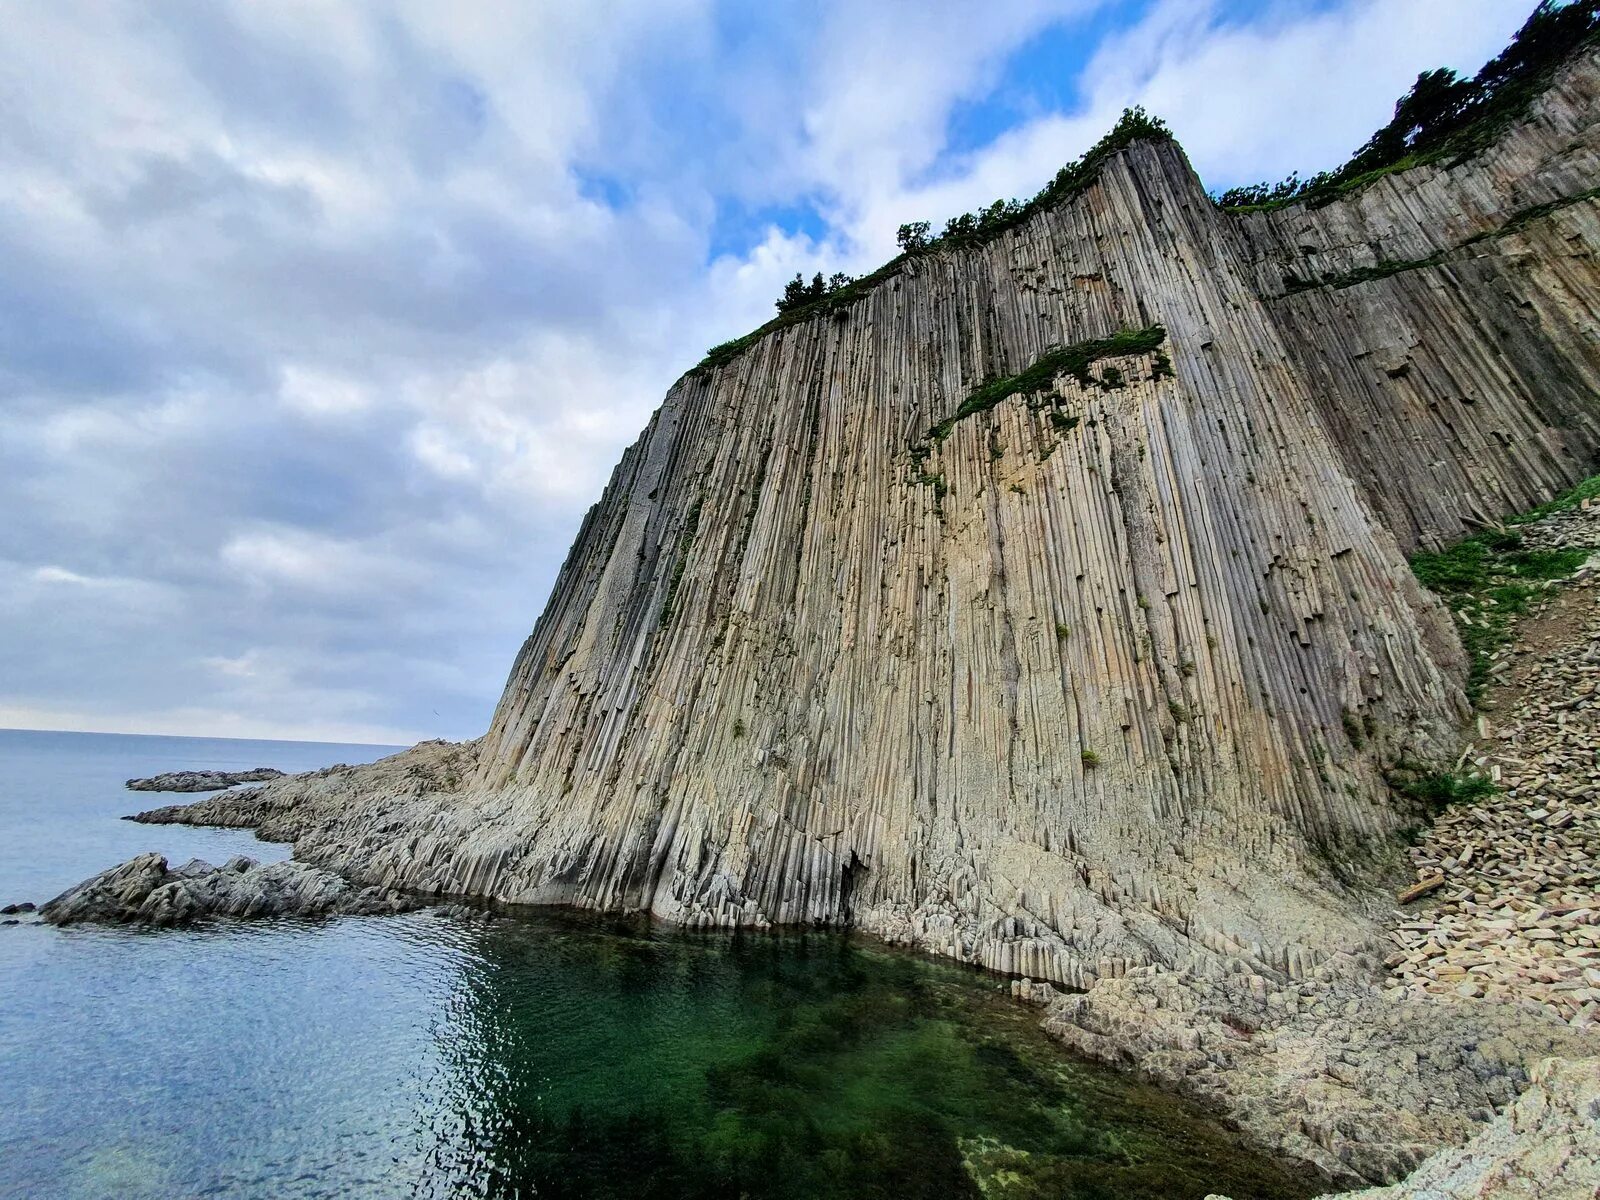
(143, 49, 1600, 994)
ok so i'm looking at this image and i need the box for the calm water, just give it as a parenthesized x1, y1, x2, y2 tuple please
(0, 729, 1316, 1199)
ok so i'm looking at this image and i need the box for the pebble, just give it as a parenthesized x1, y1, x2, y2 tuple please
(1386, 504, 1600, 1027)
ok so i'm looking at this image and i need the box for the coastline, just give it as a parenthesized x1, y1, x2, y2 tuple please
(69, 491, 1597, 1194)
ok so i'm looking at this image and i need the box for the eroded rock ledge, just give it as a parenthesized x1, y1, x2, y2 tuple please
(37, 852, 421, 926)
(1025, 960, 1591, 1186)
(1207, 1056, 1600, 1200)
(125, 768, 286, 792)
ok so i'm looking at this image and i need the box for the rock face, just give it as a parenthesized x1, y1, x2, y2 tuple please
(142, 51, 1600, 994)
(1324, 1056, 1600, 1200)
(1035, 957, 1593, 1186)
(37, 852, 420, 926)
(1205, 1056, 1600, 1200)
(125, 768, 286, 793)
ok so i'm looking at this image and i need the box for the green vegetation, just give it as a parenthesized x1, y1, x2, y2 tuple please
(1216, 1, 1600, 212)
(696, 254, 913, 374)
(1284, 249, 1454, 294)
(1055, 622, 1071, 641)
(926, 327, 1167, 443)
(1080, 750, 1101, 768)
(732, 718, 746, 739)
(1047, 411, 1081, 433)
(775, 270, 856, 314)
(920, 108, 1172, 250)
(1387, 761, 1498, 815)
(913, 471, 948, 502)
(692, 110, 1172, 376)
(1408, 474, 1597, 703)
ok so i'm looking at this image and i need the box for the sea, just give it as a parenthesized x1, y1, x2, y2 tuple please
(0, 728, 1316, 1199)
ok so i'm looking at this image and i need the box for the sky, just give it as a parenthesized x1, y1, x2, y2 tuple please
(0, 0, 1537, 745)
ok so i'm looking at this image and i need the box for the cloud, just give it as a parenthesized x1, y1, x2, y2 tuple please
(0, 0, 1540, 743)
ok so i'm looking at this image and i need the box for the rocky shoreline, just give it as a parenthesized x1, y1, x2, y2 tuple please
(1207, 1056, 1600, 1200)
(1028, 500, 1600, 1194)
(26, 501, 1599, 1192)
(35, 852, 422, 926)
(125, 767, 286, 792)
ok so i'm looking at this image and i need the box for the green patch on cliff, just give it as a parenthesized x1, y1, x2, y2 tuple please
(1409, 474, 1598, 703)
(927, 327, 1167, 444)
(690, 110, 1172, 377)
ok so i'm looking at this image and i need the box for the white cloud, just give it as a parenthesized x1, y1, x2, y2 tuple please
(220, 526, 424, 597)
(278, 366, 373, 418)
(31, 566, 101, 587)
(0, 0, 1545, 743)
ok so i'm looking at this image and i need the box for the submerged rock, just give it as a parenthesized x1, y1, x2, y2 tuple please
(125, 768, 286, 793)
(37, 853, 420, 926)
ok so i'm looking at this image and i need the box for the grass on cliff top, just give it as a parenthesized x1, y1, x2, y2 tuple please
(924, 326, 1167, 444)
(1409, 474, 1598, 704)
(1215, 2, 1600, 214)
(691, 110, 1172, 377)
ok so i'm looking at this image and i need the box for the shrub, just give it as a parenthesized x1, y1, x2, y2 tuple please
(1387, 763, 1496, 813)
(1214, 1, 1600, 211)
(1080, 749, 1101, 768)
(775, 271, 856, 315)
(896, 221, 931, 251)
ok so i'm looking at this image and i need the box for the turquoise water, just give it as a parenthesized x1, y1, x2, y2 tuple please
(0, 730, 1316, 1199)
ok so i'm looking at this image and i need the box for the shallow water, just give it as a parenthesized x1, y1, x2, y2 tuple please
(0, 730, 1317, 1199)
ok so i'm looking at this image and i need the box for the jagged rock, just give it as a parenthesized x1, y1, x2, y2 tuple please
(125, 768, 286, 793)
(132, 48, 1600, 993)
(1039, 957, 1594, 1187)
(37, 853, 421, 926)
(1209, 1056, 1600, 1200)
(95, 42, 1600, 1190)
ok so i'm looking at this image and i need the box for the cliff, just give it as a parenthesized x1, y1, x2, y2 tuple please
(159, 47, 1600, 992)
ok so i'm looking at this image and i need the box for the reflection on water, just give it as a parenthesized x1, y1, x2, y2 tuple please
(1, 910, 1318, 1200)
(0, 730, 1317, 1199)
(422, 912, 1316, 1200)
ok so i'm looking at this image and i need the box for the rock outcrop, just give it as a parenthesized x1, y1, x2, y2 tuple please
(125, 768, 286, 792)
(37, 852, 420, 926)
(1207, 1056, 1600, 1200)
(132, 48, 1600, 995)
(1034, 959, 1592, 1186)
